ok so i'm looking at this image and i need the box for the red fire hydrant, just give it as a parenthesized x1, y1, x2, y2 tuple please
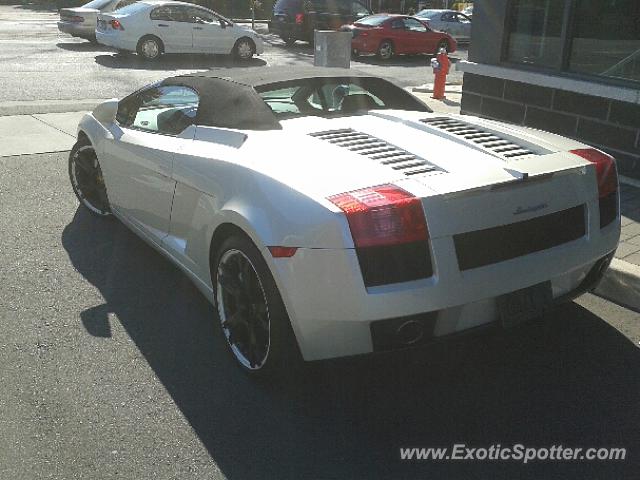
(431, 47, 451, 100)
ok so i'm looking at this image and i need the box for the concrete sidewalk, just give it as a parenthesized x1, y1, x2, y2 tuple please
(1, 95, 639, 312)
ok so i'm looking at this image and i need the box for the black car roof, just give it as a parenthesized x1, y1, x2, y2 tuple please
(161, 67, 425, 131)
(170, 66, 376, 88)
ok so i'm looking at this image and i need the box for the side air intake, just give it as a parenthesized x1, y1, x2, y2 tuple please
(309, 129, 444, 177)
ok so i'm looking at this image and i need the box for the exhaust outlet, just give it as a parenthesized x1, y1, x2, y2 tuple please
(395, 319, 425, 346)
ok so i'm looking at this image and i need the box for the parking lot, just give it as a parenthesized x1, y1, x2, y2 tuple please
(0, 4, 466, 104)
(1, 4, 639, 480)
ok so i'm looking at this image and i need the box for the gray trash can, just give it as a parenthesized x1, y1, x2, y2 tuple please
(313, 30, 352, 68)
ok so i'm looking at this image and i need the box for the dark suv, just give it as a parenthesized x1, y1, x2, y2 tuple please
(270, 0, 372, 45)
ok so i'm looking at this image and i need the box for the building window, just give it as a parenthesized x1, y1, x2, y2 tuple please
(569, 0, 640, 83)
(506, 0, 565, 68)
(504, 0, 640, 85)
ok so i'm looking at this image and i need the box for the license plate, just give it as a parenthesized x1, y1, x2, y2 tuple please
(497, 282, 552, 329)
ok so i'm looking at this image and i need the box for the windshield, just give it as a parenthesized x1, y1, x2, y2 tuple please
(257, 77, 430, 119)
(355, 15, 389, 26)
(81, 0, 112, 10)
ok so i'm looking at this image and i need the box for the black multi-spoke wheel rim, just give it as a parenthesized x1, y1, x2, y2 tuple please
(70, 145, 110, 216)
(216, 249, 270, 370)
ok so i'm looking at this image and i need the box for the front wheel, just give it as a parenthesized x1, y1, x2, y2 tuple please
(214, 234, 300, 377)
(68, 140, 111, 217)
(233, 38, 255, 60)
(377, 40, 394, 60)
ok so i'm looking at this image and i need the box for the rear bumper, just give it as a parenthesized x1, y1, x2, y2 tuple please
(268, 217, 620, 361)
(95, 30, 135, 51)
(57, 21, 95, 38)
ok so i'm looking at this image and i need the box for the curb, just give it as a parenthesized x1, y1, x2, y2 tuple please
(0, 99, 109, 117)
(412, 84, 463, 94)
(595, 258, 640, 312)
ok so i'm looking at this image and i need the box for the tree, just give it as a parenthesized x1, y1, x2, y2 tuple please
(249, 0, 262, 28)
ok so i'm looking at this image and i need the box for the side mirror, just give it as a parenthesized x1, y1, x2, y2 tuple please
(219, 20, 226, 28)
(92, 99, 119, 124)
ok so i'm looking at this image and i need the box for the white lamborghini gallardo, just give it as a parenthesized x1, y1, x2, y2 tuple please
(69, 67, 620, 376)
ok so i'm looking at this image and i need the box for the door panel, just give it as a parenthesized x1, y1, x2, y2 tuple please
(193, 23, 235, 53)
(149, 5, 193, 52)
(103, 127, 178, 242)
(105, 84, 200, 242)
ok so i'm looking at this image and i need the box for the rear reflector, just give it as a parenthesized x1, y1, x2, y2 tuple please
(570, 148, 618, 198)
(328, 185, 429, 248)
(268, 246, 298, 258)
(295, 13, 304, 24)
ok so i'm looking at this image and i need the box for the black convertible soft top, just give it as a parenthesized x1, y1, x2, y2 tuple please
(161, 67, 429, 131)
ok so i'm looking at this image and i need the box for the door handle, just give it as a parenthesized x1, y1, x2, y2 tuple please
(158, 23, 169, 27)
(193, 26, 203, 30)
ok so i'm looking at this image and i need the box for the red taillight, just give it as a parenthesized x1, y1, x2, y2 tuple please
(571, 148, 618, 198)
(69, 15, 85, 23)
(110, 19, 123, 30)
(328, 185, 429, 248)
(268, 246, 298, 258)
(295, 13, 304, 24)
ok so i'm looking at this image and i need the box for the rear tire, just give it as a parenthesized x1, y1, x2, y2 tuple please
(214, 234, 301, 378)
(377, 39, 394, 60)
(136, 35, 163, 61)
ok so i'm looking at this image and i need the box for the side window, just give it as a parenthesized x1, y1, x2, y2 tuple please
(391, 19, 404, 29)
(150, 5, 189, 22)
(441, 12, 454, 22)
(186, 7, 215, 23)
(458, 13, 471, 24)
(168, 6, 191, 22)
(403, 18, 427, 32)
(118, 85, 200, 135)
(150, 6, 171, 21)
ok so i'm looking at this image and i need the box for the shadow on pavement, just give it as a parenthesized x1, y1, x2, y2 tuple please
(94, 52, 267, 70)
(57, 41, 111, 52)
(63, 207, 640, 480)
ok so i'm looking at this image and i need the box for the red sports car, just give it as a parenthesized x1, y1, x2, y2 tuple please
(343, 14, 457, 60)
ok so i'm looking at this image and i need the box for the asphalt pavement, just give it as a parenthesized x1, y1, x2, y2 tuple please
(1, 149, 639, 480)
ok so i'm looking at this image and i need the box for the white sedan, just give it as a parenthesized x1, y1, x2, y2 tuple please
(69, 68, 620, 376)
(416, 9, 472, 42)
(95, 0, 264, 60)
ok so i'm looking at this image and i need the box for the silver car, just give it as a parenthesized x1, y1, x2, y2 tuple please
(58, 0, 138, 42)
(415, 9, 472, 43)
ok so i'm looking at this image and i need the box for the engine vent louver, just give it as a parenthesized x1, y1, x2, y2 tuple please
(420, 117, 537, 159)
(309, 129, 444, 177)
